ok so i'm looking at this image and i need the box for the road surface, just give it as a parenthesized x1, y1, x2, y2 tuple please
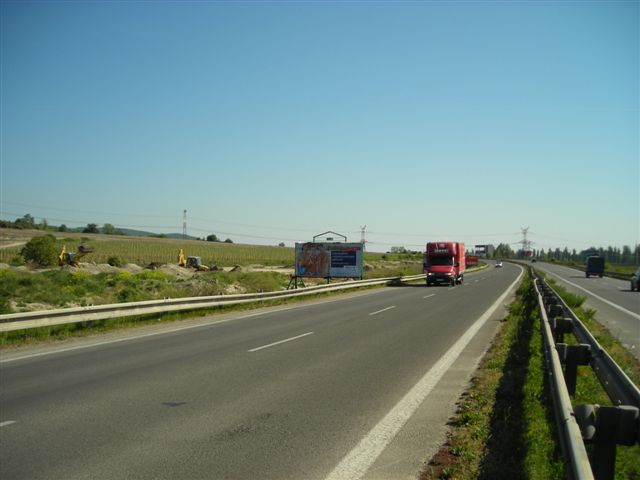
(1, 263, 522, 480)
(531, 262, 640, 359)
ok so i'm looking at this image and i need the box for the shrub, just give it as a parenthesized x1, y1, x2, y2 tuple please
(107, 256, 123, 267)
(21, 235, 58, 267)
(0, 295, 11, 314)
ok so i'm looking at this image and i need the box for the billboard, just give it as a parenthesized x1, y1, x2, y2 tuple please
(466, 255, 479, 267)
(295, 242, 364, 278)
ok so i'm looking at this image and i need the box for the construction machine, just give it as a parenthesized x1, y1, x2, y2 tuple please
(59, 244, 94, 267)
(178, 249, 209, 271)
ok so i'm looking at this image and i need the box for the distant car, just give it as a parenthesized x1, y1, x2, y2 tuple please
(631, 267, 640, 292)
(531, 258, 537, 263)
(495, 261, 503, 268)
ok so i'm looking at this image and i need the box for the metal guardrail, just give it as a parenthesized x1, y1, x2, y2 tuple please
(533, 270, 639, 480)
(0, 274, 427, 333)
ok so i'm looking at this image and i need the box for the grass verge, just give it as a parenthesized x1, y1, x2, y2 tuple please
(421, 269, 564, 479)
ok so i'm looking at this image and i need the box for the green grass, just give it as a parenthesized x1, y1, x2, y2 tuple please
(0, 268, 296, 314)
(421, 270, 564, 480)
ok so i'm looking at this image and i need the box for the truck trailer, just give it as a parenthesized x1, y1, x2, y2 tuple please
(424, 242, 466, 286)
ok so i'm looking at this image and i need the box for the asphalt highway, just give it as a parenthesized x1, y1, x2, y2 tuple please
(531, 262, 640, 359)
(1, 263, 522, 480)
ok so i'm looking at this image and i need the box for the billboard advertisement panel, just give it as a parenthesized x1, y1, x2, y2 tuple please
(295, 242, 364, 278)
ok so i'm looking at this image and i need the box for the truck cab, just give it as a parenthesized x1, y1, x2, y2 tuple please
(425, 242, 466, 286)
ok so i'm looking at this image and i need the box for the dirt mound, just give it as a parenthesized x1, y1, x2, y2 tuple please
(159, 263, 195, 279)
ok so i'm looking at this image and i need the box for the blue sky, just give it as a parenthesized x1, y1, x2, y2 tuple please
(1, 0, 638, 252)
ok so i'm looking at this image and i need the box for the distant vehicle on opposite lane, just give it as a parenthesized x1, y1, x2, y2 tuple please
(585, 255, 605, 278)
(631, 267, 640, 292)
(495, 261, 503, 268)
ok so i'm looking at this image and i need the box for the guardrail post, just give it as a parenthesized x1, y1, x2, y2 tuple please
(548, 303, 564, 318)
(576, 404, 639, 480)
(556, 344, 591, 396)
(550, 318, 573, 343)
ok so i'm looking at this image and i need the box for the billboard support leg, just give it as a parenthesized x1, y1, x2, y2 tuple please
(287, 275, 305, 290)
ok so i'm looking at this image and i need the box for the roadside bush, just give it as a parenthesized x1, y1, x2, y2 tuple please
(9, 255, 24, 266)
(107, 256, 123, 267)
(0, 270, 17, 312)
(21, 235, 58, 267)
(0, 295, 11, 314)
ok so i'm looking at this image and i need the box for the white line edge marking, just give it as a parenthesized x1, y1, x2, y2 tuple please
(545, 270, 640, 321)
(0, 421, 16, 428)
(324, 267, 524, 480)
(247, 332, 313, 353)
(0, 292, 376, 364)
(248, 332, 314, 352)
(369, 306, 396, 316)
(423, 294, 436, 299)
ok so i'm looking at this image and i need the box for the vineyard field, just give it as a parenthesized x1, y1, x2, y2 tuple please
(1, 228, 388, 267)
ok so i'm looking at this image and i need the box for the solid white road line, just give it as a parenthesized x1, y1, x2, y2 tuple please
(324, 266, 523, 480)
(423, 294, 436, 299)
(546, 271, 640, 321)
(0, 421, 16, 428)
(248, 332, 314, 353)
(369, 306, 396, 316)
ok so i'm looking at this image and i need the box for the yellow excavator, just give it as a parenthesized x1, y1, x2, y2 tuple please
(59, 244, 94, 267)
(178, 248, 209, 271)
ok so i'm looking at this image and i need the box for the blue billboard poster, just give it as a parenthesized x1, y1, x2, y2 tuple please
(329, 246, 362, 277)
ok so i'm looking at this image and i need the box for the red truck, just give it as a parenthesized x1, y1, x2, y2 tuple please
(424, 242, 466, 286)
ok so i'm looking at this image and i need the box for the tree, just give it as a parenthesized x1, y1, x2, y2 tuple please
(83, 223, 99, 234)
(14, 214, 36, 229)
(224, 238, 233, 243)
(102, 223, 124, 235)
(21, 235, 58, 267)
(58, 224, 68, 232)
(493, 243, 514, 259)
(278, 242, 286, 247)
(206, 234, 219, 242)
